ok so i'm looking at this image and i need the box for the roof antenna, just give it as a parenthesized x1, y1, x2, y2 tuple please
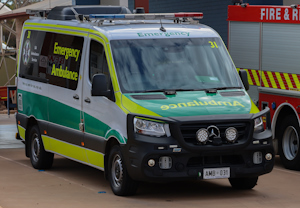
(160, 19, 166, 32)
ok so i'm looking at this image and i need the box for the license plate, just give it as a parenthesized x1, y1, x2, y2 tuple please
(203, 167, 230, 179)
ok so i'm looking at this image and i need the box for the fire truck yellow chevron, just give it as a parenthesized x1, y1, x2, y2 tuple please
(275, 72, 285, 90)
(267, 71, 278, 89)
(292, 74, 300, 88)
(261, 71, 269, 88)
(238, 68, 300, 91)
(252, 69, 261, 86)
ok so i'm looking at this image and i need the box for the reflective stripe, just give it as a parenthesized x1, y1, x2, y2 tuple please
(261, 71, 269, 88)
(267, 71, 278, 88)
(121, 94, 161, 117)
(238, 68, 300, 91)
(17, 125, 26, 140)
(284, 73, 293, 89)
(23, 26, 88, 37)
(42, 135, 104, 169)
(292, 74, 300, 88)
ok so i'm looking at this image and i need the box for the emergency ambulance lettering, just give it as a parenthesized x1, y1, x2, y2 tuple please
(217, 101, 232, 106)
(187, 102, 196, 106)
(233, 101, 245, 107)
(199, 101, 208, 106)
(178, 103, 187, 107)
(160, 100, 245, 110)
(137, 32, 190, 37)
(51, 64, 78, 81)
(53, 42, 81, 61)
(170, 104, 177, 108)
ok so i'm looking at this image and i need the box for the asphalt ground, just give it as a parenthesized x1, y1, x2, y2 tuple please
(1, 114, 300, 208)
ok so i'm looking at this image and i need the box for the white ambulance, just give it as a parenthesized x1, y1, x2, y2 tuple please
(16, 5, 274, 196)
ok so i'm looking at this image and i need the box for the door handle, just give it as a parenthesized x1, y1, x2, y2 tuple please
(84, 97, 91, 103)
(73, 94, 79, 100)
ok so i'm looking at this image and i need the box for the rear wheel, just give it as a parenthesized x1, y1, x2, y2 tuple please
(29, 125, 54, 169)
(229, 177, 258, 189)
(108, 145, 138, 196)
(278, 116, 300, 170)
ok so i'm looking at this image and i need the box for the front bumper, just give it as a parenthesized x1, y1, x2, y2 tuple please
(123, 108, 274, 182)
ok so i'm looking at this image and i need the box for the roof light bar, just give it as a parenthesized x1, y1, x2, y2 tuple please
(89, 13, 203, 20)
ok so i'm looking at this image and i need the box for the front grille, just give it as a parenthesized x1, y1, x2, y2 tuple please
(180, 122, 249, 146)
(187, 155, 244, 167)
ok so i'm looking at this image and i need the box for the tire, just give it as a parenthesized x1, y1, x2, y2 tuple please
(278, 116, 300, 170)
(29, 125, 54, 170)
(108, 145, 138, 196)
(229, 177, 258, 190)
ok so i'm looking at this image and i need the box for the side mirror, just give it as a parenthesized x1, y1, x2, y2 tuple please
(239, 69, 249, 91)
(91, 74, 110, 97)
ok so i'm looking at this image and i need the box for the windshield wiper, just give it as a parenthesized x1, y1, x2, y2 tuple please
(205, 87, 243, 93)
(144, 89, 198, 95)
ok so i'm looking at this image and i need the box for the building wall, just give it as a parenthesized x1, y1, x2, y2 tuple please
(149, 0, 232, 45)
(128, 0, 134, 11)
(129, 0, 284, 45)
(246, 0, 282, 4)
(283, 0, 300, 4)
(101, 0, 128, 7)
(0, 58, 16, 86)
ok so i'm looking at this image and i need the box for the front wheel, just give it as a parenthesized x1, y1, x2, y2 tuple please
(29, 125, 54, 169)
(278, 116, 300, 170)
(229, 177, 258, 189)
(108, 145, 138, 196)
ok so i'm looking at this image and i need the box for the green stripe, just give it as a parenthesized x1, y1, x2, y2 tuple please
(18, 89, 49, 121)
(19, 89, 126, 143)
(84, 113, 111, 137)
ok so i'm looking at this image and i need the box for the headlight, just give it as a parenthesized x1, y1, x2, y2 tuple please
(134, 118, 170, 137)
(254, 117, 264, 132)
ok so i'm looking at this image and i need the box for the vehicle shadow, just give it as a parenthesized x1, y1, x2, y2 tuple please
(46, 156, 263, 200)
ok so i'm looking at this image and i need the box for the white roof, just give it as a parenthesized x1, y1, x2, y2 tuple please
(0, 0, 72, 19)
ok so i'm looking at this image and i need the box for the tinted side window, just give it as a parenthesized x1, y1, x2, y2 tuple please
(89, 40, 110, 88)
(19, 30, 46, 82)
(19, 30, 84, 90)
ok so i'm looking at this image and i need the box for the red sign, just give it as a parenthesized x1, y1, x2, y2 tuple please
(228, 4, 300, 24)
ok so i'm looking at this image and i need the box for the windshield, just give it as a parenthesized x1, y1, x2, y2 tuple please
(111, 38, 242, 93)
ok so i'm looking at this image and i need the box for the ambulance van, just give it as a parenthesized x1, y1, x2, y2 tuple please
(16, 5, 274, 196)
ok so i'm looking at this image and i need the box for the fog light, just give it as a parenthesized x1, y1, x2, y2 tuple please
(196, 128, 209, 144)
(225, 127, 238, 143)
(148, 159, 155, 167)
(265, 153, 273, 161)
(159, 156, 172, 169)
(253, 151, 263, 164)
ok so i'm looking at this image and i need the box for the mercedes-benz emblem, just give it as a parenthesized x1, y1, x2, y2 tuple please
(207, 125, 220, 138)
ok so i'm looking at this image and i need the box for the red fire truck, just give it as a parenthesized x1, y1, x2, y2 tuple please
(228, 3, 300, 170)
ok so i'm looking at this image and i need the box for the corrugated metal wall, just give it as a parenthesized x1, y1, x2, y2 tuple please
(149, 0, 232, 45)
(127, 0, 283, 45)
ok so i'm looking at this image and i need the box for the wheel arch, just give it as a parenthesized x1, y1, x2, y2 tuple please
(25, 116, 39, 157)
(272, 103, 300, 154)
(104, 136, 120, 179)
